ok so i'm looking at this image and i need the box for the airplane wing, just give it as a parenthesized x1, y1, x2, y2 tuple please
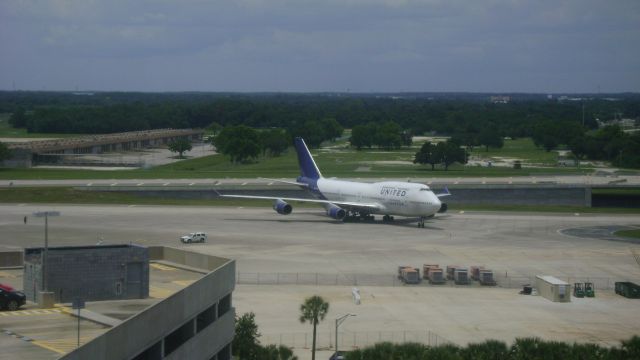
(258, 177, 309, 187)
(218, 194, 382, 212)
(436, 186, 451, 198)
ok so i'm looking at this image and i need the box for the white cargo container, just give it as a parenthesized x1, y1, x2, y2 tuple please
(536, 275, 571, 303)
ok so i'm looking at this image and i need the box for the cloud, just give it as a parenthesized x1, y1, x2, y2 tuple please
(0, 0, 639, 92)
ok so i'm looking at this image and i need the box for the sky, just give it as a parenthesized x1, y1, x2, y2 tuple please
(1, 0, 639, 93)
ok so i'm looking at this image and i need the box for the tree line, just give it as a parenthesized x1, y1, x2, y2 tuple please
(5, 92, 639, 168)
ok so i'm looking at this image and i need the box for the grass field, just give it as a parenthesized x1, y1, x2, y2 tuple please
(2, 187, 640, 214)
(0, 136, 593, 180)
(614, 229, 640, 239)
(469, 138, 559, 165)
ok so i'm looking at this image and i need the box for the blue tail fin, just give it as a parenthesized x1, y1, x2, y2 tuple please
(294, 137, 323, 180)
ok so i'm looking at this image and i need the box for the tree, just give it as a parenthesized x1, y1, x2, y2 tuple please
(207, 121, 223, 136)
(214, 125, 261, 163)
(299, 295, 329, 360)
(260, 129, 290, 157)
(9, 107, 27, 128)
(373, 121, 403, 150)
(257, 345, 298, 360)
(320, 118, 343, 141)
(167, 137, 192, 158)
(233, 312, 261, 360)
(437, 141, 467, 170)
(414, 142, 439, 170)
(350, 124, 375, 150)
(0, 142, 11, 163)
(478, 129, 504, 152)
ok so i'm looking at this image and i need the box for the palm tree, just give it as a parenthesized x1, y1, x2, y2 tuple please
(299, 295, 329, 360)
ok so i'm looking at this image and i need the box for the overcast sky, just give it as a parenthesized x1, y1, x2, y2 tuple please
(1, 0, 639, 93)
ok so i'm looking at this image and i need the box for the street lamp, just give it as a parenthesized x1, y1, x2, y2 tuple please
(33, 211, 61, 292)
(335, 313, 356, 359)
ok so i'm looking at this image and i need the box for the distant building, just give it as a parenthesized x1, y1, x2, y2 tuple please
(490, 96, 510, 104)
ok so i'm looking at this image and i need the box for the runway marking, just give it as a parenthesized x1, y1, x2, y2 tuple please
(136, 183, 144, 186)
(189, 183, 195, 186)
(18, 204, 26, 206)
(149, 286, 174, 299)
(128, 205, 136, 208)
(86, 183, 92, 186)
(163, 183, 170, 186)
(150, 263, 176, 271)
(32, 336, 94, 355)
(268, 182, 273, 186)
(241, 182, 247, 186)
(110, 183, 117, 186)
(0, 308, 63, 317)
(172, 280, 195, 286)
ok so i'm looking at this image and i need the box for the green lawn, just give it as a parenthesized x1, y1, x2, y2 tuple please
(2, 187, 639, 214)
(469, 138, 559, 165)
(614, 229, 640, 239)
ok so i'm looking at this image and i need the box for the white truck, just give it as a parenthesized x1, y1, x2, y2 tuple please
(180, 232, 207, 244)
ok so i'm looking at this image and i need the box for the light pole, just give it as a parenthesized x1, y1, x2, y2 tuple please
(33, 211, 61, 292)
(335, 314, 356, 359)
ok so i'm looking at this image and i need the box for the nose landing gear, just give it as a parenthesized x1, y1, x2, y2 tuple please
(418, 217, 426, 228)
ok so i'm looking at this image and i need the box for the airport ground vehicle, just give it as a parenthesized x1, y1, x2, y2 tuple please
(584, 282, 595, 297)
(574, 283, 585, 298)
(398, 266, 421, 284)
(180, 232, 207, 244)
(0, 283, 26, 311)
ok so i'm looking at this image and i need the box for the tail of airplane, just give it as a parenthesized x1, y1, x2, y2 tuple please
(294, 137, 323, 180)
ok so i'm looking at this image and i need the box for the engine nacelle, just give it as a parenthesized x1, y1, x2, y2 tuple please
(438, 203, 448, 213)
(273, 199, 292, 215)
(326, 204, 346, 220)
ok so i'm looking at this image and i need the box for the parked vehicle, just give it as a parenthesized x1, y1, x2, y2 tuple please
(584, 282, 595, 297)
(397, 266, 421, 284)
(615, 282, 640, 299)
(0, 283, 26, 311)
(180, 232, 207, 244)
(574, 282, 585, 298)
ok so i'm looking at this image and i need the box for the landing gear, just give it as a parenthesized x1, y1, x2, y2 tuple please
(343, 211, 375, 223)
(382, 215, 395, 222)
(417, 217, 426, 228)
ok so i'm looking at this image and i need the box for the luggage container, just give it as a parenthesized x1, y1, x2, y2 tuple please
(422, 264, 439, 279)
(470, 266, 486, 281)
(536, 275, 571, 302)
(478, 270, 496, 286)
(398, 266, 420, 284)
(446, 265, 464, 280)
(427, 268, 445, 284)
(615, 282, 640, 299)
(453, 269, 469, 285)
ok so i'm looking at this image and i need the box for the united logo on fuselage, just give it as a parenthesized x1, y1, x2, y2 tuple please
(380, 186, 408, 197)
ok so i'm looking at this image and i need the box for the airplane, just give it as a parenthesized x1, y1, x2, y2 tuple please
(218, 137, 450, 227)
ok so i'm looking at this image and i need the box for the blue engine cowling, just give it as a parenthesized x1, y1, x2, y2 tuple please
(273, 199, 292, 215)
(326, 204, 346, 220)
(438, 203, 448, 213)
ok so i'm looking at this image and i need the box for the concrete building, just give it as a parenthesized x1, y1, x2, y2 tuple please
(536, 275, 571, 303)
(61, 247, 235, 360)
(23, 244, 149, 303)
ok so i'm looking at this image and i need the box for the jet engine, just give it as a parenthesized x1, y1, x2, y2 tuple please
(438, 203, 448, 213)
(273, 199, 292, 215)
(326, 204, 346, 220)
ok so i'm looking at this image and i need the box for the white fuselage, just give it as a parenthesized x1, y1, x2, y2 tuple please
(316, 179, 442, 217)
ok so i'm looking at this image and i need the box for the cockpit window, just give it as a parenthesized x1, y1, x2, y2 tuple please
(420, 187, 430, 191)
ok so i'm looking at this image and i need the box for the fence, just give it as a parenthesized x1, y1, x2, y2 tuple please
(260, 329, 450, 350)
(236, 272, 619, 290)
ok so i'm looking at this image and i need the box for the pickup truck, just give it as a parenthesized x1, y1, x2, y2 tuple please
(0, 283, 26, 311)
(180, 232, 207, 244)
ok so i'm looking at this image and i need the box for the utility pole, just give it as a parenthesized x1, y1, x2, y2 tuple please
(33, 211, 61, 292)
(334, 314, 356, 359)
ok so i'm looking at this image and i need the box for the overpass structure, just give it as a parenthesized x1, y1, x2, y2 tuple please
(3, 128, 204, 168)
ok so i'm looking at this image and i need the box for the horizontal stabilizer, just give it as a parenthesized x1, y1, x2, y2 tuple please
(436, 186, 451, 198)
